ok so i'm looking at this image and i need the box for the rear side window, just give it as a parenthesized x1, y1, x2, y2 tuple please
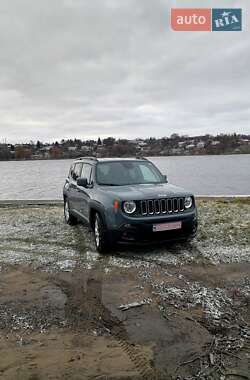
(81, 164, 92, 184)
(72, 163, 82, 180)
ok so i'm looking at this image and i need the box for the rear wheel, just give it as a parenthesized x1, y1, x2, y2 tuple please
(64, 199, 77, 225)
(94, 213, 110, 253)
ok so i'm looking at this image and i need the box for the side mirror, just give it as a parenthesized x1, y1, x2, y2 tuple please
(163, 174, 168, 183)
(77, 177, 88, 188)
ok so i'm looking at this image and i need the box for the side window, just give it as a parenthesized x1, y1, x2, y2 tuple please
(69, 164, 75, 178)
(72, 163, 82, 181)
(81, 164, 92, 184)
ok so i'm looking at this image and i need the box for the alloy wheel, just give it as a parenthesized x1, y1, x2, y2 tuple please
(94, 218, 100, 247)
(64, 201, 70, 222)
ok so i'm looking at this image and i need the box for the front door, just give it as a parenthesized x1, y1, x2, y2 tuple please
(69, 162, 83, 212)
(74, 163, 93, 221)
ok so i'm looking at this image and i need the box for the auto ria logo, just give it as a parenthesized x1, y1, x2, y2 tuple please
(171, 8, 242, 32)
(212, 9, 242, 31)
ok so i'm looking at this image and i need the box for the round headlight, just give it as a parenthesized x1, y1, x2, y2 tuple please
(123, 201, 136, 214)
(184, 196, 192, 209)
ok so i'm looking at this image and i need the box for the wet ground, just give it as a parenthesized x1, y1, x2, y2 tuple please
(0, 199, 249, 379)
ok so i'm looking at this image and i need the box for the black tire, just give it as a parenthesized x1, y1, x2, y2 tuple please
(64, 199, 78, 225)
(93, 213, 110, 253)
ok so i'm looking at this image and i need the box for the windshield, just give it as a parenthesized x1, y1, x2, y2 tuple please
(96, 161, 164, 186)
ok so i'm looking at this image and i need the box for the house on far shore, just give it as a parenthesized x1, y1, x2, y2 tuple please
(67, 146, 77, 152)
(178, 141, 186, 148)
(185, 144, 195, 150)
(197, 141, 205, 149)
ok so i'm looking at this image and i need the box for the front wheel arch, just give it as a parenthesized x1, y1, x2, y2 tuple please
(64, 197, 78, 225)
(92, 211, 110, 253)
(89, 207, 107, 231)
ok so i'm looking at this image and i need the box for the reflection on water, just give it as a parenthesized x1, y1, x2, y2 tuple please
(0, 154, 249, 199)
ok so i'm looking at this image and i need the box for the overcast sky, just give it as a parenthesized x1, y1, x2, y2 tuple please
(0, 0, 249, 143)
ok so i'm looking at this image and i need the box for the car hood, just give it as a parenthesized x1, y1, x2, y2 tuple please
(99, 183, 192, 200)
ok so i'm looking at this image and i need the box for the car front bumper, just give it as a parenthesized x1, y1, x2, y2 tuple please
(107, 210, 198, 245)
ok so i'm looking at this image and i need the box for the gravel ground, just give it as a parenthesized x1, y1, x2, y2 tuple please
(0, 199, 249, 379)
(0, 199, 249, 270)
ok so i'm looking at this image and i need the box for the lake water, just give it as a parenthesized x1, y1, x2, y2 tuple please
(0, 155, 249, 200)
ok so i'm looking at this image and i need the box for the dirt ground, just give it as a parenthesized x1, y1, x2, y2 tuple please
(0, 199, 250, 379)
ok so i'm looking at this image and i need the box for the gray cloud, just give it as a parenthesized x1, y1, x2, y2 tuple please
(0, 0, 249, 143)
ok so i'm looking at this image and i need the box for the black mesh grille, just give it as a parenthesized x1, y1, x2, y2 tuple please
(139, 198, 185, 216)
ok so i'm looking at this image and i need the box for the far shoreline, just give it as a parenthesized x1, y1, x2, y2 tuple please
(0, 152, 250, 163)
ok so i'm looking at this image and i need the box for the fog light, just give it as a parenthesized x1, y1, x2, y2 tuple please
(124, 224, 132, 228)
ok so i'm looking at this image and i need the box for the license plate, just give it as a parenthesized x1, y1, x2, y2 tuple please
(153, 221, 182, 232)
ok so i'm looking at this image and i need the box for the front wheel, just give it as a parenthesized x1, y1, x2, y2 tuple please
(64, 199, 78, 225)
(94, 213, 110, 253)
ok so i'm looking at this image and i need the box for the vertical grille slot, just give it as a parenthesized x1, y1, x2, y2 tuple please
(167, 199, 173, 213)
(141, 200, 147, 215)
(173, 198, 178, 212)
(179, 198, 184, 211)
(154, 200, 160, 214)
(148, 200, 154, 214)
(160, 199, 167, 213)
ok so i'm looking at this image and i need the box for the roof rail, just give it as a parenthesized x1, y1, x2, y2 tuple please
(136, 156, 148, 160)
(76, 156, 98, 161)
